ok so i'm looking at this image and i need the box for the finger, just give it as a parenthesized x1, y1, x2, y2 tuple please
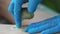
(28, 23, 57, 33)
(24, 15, 57, 32)
(29, 14, 60, 26)
(40, 26, 60, 34)
(24, 20, 49, 32)
(24, 21, 47, 32)
(25, 18, 53, 32)
(14, 0, 24, 28)
(27, 14, 60, 28)
(8, 1, 14, 16)
(25, 15, 60, 32)
(28, 0, 42, 14)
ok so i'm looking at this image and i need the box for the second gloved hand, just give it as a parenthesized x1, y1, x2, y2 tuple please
(24, 15, 60, 34)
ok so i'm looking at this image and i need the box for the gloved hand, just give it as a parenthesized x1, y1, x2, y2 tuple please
(8, 0, 42, 28)
(24, 15, 60, 34)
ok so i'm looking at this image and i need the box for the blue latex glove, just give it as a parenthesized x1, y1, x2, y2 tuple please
(24, 15, 60, 34)
(8, 0, 42, 28)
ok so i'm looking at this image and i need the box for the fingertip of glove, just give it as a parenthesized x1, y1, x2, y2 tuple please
(28, 28, 36, 33)
(24, 27, 28, 32)
(28, 10, 34, 14)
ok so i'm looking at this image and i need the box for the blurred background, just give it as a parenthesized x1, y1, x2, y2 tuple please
(42, 0, 60, 13)
(0, 0, 14, 24)
(0, 0, 60, 25)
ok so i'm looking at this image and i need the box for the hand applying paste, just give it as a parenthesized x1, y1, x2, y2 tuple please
(8, 0, 42, 28)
